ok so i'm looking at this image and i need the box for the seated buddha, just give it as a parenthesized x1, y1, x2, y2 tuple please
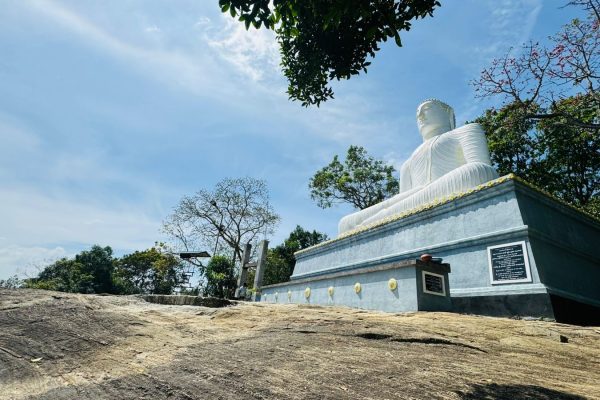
(338, 99, 498, 235)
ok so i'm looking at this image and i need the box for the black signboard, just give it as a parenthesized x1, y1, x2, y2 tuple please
(489, 242, 531, 284)
(423, 272, 445, 295)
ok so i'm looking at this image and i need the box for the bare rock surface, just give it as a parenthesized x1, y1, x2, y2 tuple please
(1, 288, 599, 399)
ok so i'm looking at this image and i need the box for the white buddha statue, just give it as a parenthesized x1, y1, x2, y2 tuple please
(338, 99, 498, 235)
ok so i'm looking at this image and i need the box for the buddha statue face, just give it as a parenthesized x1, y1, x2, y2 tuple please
(416, 99, 456, 141)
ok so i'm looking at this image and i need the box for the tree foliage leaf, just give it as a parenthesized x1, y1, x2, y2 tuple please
(309, 145, 399, 210)
(219, 0, 440, 106)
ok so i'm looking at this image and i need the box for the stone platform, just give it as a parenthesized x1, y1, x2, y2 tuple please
(260, 175, 600, 324)
(260, 259, 452, 313)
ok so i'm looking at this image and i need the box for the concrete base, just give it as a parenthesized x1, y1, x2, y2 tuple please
(267, 175, 600, 322)
(452, 293, 600, 325)
(260, 259, 452, 313)
(550, 294, 600, 326)
(451, 293, 555, 319)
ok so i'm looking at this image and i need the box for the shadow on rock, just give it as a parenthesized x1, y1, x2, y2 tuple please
(457, 383, 586, 400)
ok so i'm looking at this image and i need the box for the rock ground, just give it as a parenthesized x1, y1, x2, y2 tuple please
(1, 289, 599, 400)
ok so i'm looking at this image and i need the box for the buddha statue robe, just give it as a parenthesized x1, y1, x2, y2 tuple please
(338, 99, 498, 235)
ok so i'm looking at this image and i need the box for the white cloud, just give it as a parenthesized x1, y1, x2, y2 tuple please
(0, 245, 69, 279)
(0, 187, 160, 245)
(456, 0, 543, 120)
(24, 0, 231, 98)
(486, 0, 542, 55)
(145, 25, 161, 33)
(19, 0, 388, 149)
(0, 113, 42, 154)
(0, 111, 165, 204)
(205, 15, 280, 82)
(194, 16, 211, 28)
(0, 111, 171, 279)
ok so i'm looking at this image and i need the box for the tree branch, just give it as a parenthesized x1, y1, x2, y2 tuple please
(525, 112, 600, 129)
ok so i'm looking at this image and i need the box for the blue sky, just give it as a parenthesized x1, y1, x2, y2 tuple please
(0, 0, 583, 278)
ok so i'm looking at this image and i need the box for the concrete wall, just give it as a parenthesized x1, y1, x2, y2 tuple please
(516, 186, 600, 306)
(262, 267, 418, 312)
(279, 176, 600, 316)
(292, 182, 524, 280)
(293, 180, 541, 296)
(261, 261, 452, 313)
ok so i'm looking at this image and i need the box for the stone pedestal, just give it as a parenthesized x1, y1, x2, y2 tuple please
(260, 259, 451, 312)
(261, 175, 600, 323)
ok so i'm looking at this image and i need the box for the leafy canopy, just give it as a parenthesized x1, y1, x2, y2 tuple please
(263, 225, 328, 286)
(26, 245, 187, 295)
(204, 255, 237, 298)
(114, 247, 186, 295)
(219, 0, 440, 106)
(26, 245, 115, 294)
(309, 145, 399, 210)
(472, 1, 599, 216)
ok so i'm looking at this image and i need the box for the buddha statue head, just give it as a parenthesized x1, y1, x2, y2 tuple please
(416, 99, 456, 141)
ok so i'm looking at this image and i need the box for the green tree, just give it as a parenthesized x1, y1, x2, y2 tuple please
(472, 1, 599, 216)
(25, 258, 75, 292)
(476, 97, 600, 217)
(263, 225, 328, 285)
(219, 0, 440, 106)
(26, 245, 116, 294)
(205, 255, 237, 298)
(537, 95, 600, 211)
(474, 102, 546, 184)
(309, 145, 399, 210)
(114, 247, 186, 295)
